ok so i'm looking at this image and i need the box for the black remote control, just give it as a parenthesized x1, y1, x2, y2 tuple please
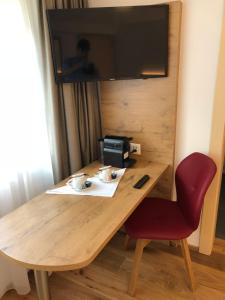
(133, 175, 150, 189)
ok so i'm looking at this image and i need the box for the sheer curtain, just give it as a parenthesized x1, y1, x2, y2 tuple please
(0, 0, 54, 297)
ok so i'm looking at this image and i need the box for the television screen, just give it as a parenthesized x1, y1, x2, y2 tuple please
(47, 5, 169, 83)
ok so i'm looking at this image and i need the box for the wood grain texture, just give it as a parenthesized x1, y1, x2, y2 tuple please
(180, 239, 196, 291)
(213, 238, 225, 256)
(2, 232, 225, 300)
(128, 239, 150, 296)
(199, 0, 225, 255)
(124, 234, 131, 250)
(99, 1, 182, 199)
(0, 160, 167, 271)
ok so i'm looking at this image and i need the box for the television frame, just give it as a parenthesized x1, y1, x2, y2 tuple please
(46, 4, 169, 83)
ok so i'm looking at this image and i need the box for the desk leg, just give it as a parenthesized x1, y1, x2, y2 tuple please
(34, 270, 51, 300)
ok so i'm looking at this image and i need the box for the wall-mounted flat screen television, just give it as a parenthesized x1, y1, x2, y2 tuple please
(47, 5, 169, 83)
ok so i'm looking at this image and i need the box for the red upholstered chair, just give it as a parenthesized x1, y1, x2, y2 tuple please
(124, 152, 216, 296)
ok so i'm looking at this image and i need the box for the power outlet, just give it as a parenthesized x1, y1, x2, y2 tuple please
(130, 143, 141, 155)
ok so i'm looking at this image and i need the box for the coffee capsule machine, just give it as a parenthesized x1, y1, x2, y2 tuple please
(99, 135, 136, 168)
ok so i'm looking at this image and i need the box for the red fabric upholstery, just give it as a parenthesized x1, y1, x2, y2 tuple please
(125, 198, 193, 240)
(176, 152, 216, 230)
(125, 152, 216, 241)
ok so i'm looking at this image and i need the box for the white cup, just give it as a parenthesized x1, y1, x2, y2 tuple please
(67, 173, 87, 191)
(98, 166, 112, 182)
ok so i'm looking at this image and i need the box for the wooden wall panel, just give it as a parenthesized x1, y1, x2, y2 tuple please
(100, 1, 182, 198)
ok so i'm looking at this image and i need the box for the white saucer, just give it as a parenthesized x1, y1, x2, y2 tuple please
(69, 181, 93, 191)
(100, 177, 117, 183)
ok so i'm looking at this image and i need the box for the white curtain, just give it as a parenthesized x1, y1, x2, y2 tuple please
(0, 0, 54, 297)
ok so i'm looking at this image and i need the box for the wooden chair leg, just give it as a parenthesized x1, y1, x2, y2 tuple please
(124, 234, 131, 250)
(128, 239, 150, 296)
(180, 239, 196, 291)
(169, 240, 178, 247)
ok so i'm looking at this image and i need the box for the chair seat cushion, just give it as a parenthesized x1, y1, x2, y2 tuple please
(125, 198, 193, 240)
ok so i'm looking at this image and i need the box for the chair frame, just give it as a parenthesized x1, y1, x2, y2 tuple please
(126, 235, 196, 296)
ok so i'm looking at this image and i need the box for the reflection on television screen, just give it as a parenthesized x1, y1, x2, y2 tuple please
(47, 5, 169, 83)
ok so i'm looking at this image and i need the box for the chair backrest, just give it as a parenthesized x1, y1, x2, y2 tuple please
(175, 152, 217, 230)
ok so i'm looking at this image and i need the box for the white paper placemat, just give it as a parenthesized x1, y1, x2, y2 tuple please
(46, 168, 126, 197)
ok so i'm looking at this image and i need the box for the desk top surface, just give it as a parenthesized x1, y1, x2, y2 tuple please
(0, 160, 168, 271)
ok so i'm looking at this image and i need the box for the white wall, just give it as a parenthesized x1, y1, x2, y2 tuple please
(174, 0, 224, 246)
(89, 0, 224, 246)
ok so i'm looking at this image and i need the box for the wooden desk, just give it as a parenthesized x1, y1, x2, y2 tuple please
(0, 160, 168, 300)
